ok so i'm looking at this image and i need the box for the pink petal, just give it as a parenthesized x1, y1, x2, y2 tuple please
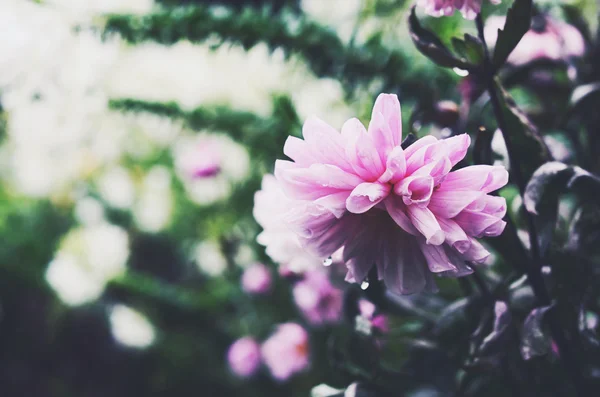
(378, 146, 407, 184)
(383, 237, 428, 295)
(436, 217, 470, 253)
(406, 205, 445, 245)
(384, 196, 420, 235)
(283, 136, 316, 166)
(428, 190, 484, 218)
(299, 213, 355, 258)
(440, 247, 474, 277)
(369, 93, 402, 152)
(454, 210, 507, 238)
(405, 139, 448, 176)
(403, 135, 438, 159)
(444, 134, 471, 166)
(461, 238, 491, 263)
(275, 161, 363, 201)
(341, 118, 378, 181)
(394, 175, 434, 206)
(418, 240, 458, 273)
(314, 191, 352, 218)
(412, 155, 452, 185)
(439, 165, 508, 193)
(346, 182, 391, 214)
(301, 117, 352, 171)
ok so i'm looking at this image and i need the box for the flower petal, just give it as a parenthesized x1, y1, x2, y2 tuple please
(444, 134, 471, 166)
(436, 217, 470, 253)
(428, 190, 484, 218)
(383, 237, 428, 295)
(454, 210, 507, 237)
(378, 146, 406, 184)
(275, 161, 363, 201)
(368, 93, 402, 155)
(461, 238, 491, 263)
(346, 182, 391, 214)
(439, 165, 508, 193)
(418, 240, 458, 273)
(384, 196, 420, 235)
(394, 175, 434, 206)
(406, 205, 445, 245)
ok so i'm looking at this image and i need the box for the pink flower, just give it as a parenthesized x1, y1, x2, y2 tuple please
(418, 0, 500, 20)
(358, 299, 389, 334)
(241, 263, 272, 295)
(261, 323, 310, 381)
(178, 136, 222, 179)
(293, 270, 343, 325)
(253, 174, 324, 272)
(227, 337, 261, 378)
(273, 93, 508, 295)
(485, 15, 585, 66)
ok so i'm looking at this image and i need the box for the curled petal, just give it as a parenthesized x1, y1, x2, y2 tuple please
(378, 146, 406, 184)
(406, 205, 445, 245)
(444, 134, 471, 166)
(437, 217, 470, 253)
(394, 175, 434, 206)
(461, 238, 491, 263)
(428, 189, 484, 218)
(346, 183, 391, 214)
(418, 240, 458, 273)
(440, 165, 509, 193)
(454, 210, 507, 238)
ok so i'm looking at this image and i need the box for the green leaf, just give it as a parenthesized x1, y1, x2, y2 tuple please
(523, 161, 600, 256)
(495, 81, 550, 180)
(452, 34, 484, 65)
(408, 7, 472, 70)
(492, 0, 533, 68)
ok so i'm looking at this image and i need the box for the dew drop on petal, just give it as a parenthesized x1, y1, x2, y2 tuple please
(360, 281, 370, 290)
(322, 256, 333, 267)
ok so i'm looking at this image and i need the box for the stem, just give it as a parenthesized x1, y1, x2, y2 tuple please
(475, 13, 584, 396)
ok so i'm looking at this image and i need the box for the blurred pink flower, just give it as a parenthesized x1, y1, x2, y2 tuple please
(261, 323, 310, 381)
(227, 337, 261, 378)
(358, 299, 389, 334)
(485, 15, 585, 66)
(241, 263, 272, 295)
(253, 174, 324, 272)
(293, 270, 343, 325)
(179, 137, 222, 179)
(418, 0, 500, 20)
(273, 93, 508, 294)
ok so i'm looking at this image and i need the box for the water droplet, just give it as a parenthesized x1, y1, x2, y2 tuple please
(453, 67, 469, 77)
(322, 257, 333, 267)
(360, 281, 370, 290)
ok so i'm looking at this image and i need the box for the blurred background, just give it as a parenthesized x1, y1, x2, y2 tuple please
(0, 0, 598, 396)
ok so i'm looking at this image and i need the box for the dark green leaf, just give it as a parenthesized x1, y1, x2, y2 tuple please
(408, 7, 472, 69)
(492, 0, 533, 68)
(566, 205, 600, 255)
(452, 34, 484, 65)
(520, 304, 553, 360)
(495, 81, 550, 180)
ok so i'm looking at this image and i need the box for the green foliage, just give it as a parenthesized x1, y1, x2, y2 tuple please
(104, 6, 456, 99)
(491, 0, 533, 69)
(408, 7, 473, 70)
